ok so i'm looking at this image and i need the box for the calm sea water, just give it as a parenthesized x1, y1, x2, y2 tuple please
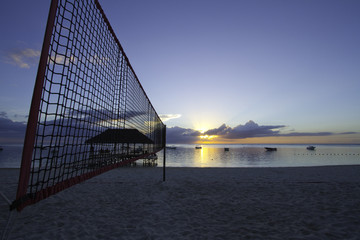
(0, 144, 23, 168)
(1, 144, 359, 168)
(157, 144, 360, 168)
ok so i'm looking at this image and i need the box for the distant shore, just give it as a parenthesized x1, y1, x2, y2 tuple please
(1, 165, 360, 239)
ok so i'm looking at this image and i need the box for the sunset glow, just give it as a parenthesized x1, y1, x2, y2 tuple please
(199, 135, 217, 140)
(0, 1, 359, 145)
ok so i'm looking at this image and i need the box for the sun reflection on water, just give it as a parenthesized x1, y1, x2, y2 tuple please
(196, 146, 216, 167)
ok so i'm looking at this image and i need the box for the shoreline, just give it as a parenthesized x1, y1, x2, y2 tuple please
(1, 163, 360, 169)
(1, 166, 360, 239)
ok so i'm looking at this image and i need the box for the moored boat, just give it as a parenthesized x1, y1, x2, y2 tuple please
(306, 146, 316, 150)
(195, 146, 202, 149)
(265, 147, 277, 151)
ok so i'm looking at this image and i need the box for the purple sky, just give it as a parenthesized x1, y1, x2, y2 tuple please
(0, 0, 359, 144)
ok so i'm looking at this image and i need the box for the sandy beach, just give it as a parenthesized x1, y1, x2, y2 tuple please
(1, 166, 360, 239)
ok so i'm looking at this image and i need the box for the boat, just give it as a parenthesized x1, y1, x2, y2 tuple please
(306, 146, 316, 150)
(195, 146, 202, 149)
(265, 147, 277, 151)
(224, 148, 229, 151)
(166, 146, 177, 150)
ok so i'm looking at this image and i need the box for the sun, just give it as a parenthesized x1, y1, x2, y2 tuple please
(197, 127, 207, 134)
(199, 134, 217, 141)
(193, 123, 218, 141)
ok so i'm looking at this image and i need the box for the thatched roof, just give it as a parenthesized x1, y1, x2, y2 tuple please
(85, 129, 153, 144)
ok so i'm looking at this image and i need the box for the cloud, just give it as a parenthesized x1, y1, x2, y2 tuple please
(279, 131, 359, 137)
(166, 120, 359, 143)
(67, 108, 146, 122)
(159, 114, 181, 122)
(0, 107, 163, 143)
(48, 53, 79, 66)
(0, 112, 7, 118)
(204, 120, 285, 139)
(2, 111, 357, 144)
(32, 108, 163, 144)
(4, 48, 40, 68)
(339, 132, 358, 135)
(166, 126, 201, 144)
(203, 124, 229, 136)
(0, 115, 27, 143)
(280, 132, 333, 137)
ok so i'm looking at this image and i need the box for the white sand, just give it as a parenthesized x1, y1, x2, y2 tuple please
(1, 166, 360, 239)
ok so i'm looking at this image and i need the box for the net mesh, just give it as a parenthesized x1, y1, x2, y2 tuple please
(12, 0, 165, 211)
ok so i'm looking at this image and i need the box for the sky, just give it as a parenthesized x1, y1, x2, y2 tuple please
(0, 0, 359, 144)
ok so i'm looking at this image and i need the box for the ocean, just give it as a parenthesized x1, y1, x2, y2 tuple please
(0, 144, 23, 168)
(157, 144, 360, 168)
(1, 143, 359, 168)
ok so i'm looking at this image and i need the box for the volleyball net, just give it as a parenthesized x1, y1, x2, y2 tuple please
(11, 0, 165, 211)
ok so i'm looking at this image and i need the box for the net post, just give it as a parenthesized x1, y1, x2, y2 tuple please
(14, 0, 59, 211)
(163, 125, 166, 182)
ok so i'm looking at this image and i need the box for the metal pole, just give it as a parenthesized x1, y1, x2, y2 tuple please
(163, 125, 166, 182)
